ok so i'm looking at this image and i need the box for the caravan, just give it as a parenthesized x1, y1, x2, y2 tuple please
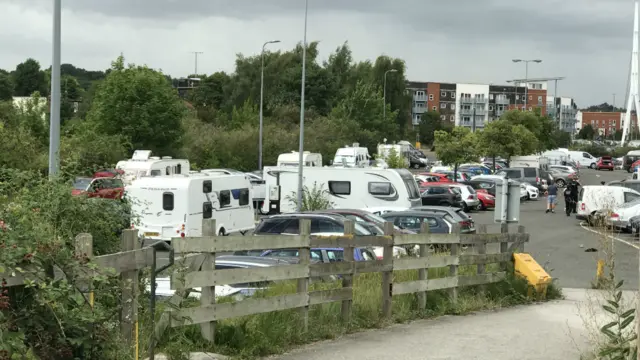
(277, 151, 323, 167)
(126, 173, 255, 241)
(332, 143, 371, 167)
(116, 150, 190, 185)
(261, 166, 422, 214)
(194, 169, 266, 209)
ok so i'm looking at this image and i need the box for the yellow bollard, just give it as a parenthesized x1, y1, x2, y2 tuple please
(135, 321, 139, 360)
(596, 259, 605, 281)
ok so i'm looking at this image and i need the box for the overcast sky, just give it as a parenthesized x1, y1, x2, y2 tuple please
(0, 0, 637, 106)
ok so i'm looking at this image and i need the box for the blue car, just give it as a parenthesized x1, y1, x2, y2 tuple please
(260, 247, 377, 262)
(460, 166, 491, 175)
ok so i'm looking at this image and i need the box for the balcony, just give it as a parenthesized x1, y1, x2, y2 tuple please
(459, 108, 487, 116)
(414, 94, 427, 102)
(495, 97, 509, 105)
(413, 106, 427, 114)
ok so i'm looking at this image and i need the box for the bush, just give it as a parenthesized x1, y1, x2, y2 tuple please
(286, 182, 335, 211)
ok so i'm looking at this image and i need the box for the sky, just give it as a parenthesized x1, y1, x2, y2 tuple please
(0, 0, 637, 107)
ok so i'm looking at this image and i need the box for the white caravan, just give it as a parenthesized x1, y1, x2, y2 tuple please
(377, 143, 410, 167)
(277, 151, 323, 167)
(332, 143, 371, 167)
(509, 155, 549, 170)
(194, 169, 267, 209)
(126, 173, 255, 241)
(261, 166, 422, 214)
(116, 150, 190, 185)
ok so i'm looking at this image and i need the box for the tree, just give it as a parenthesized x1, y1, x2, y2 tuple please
(476, 120, 538, 169)
(434, 127, 478, 180)
(577, 124, 596, 140)
(501, 109, 555, 151)
(0, 72, 14, 100)
(418, 111, 451, 145)
(12, 58, 47, 96)
(86, 55, 185, 154)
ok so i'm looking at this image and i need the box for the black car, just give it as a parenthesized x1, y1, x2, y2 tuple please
(420, 184, 463, 207)
(464, 179, 498, 197)
(380, 211, 452, 234)
(410, 205, 476, 233)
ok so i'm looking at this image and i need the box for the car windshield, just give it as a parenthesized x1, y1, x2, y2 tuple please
(354, 222, 372, 236)
(620, 198, 640, 208)
(73, 178, 91, 190)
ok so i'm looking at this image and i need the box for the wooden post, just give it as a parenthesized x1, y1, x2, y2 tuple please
(476, 224, 487, 293)
(500, 222, 509, 271)
(298, 219, 311, 332)
(74, 233, 93, 306)
(449, 224, 460, 303)
(200, 219, 216, 342)
(120, 229, 139, 349)
(341, 220, 355, 325)
(381, 221, 394, 319)
(417, 221, 429, 311)
(517, 225, 526, 253)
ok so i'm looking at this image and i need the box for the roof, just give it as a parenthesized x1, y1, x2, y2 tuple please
(215, 255, 297, 266)
(318, 209, 371, 216)
(265, 213, 345, 220)
(381, 211, 446, 218)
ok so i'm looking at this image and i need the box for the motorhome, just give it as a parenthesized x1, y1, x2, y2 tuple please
(126, 173, 255, 241)
(194, 169, 266, 209)
(277, 151, 323, 167)
(332, 143, 371, 167)
(261, 166, 422, 214)
(116, 150, 190, 185)
(509, 155, 549, 170)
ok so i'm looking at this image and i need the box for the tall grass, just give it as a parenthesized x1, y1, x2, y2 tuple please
(140, 262, 562, 359)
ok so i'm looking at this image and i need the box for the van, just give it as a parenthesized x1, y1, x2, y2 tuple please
(623, 150, 640, 172)
(126, 173, 255, 241)
(332, 144, 371, 167)
(568, 151, 597, 169)
(116, 150, 190, 185)
(277, 151, 322, 167)
(495, 167, 547, 190)
(577, 185, 640, 221)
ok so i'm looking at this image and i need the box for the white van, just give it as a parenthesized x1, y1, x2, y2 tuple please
(126, 173, 255, 241)
(332, 143, 371, 167)
(577, 185, 640, 221)
(116, 150, 190, 185)
(568, 151, 597, 169)
(261, 166, 422, 214)
(277, 151, 322, 167)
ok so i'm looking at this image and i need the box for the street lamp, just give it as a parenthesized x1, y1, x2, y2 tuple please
(258, 39, 281, 171)
(512, 59, 542, 111)
(48, 0, 62, 177)
(383, 69, 398, 122)
(297, 0, 309, 212)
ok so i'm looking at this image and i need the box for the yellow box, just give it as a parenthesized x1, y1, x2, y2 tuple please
(513, 253, 553, 299)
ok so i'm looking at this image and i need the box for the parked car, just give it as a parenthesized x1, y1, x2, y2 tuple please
(448, 183, 480, 211)
(260, 247, 379, 262)
(72, 177, 124, 199)
(381, 211, 452, 233)
(596, 156, 614, 171)
(436, 171, 471, 182)
(476, 191, 495, 210)
(495, 167, 546, 190)
(361, 206, 410, 216)
(418, 172, 453, 183)
(409, 153, 429, 169)
(315, 209, 415, 235)
(420, 184, 463, 207)
(608, 179, 640, 193)
(601, 198, 640, 232)
(549, 164, 579, 175)
(548, 167, 578, 187)
(520, 182, 539, 200)
(410, 206, 476, 233)
(629, 214, 640, 235)
(465, 179, 498, 197)
(577, 185, 640, 222)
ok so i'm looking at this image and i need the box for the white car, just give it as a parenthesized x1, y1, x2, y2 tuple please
(521, 182, 539, 200)
(471, 174, 505, 181)
(519, 184, 528, 200)
(449, 183, 480, 211)
(361, 206, 409, 216)
(604, 198, 640, 231)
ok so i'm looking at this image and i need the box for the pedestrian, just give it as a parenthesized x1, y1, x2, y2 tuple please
(600, 181, 606, 185)
(563, 186, 573, 216)
(546, 182, 558, 213)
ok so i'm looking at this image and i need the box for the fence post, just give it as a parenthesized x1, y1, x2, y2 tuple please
(298, 219, 311, 332)
(120, 229, 139, 351)
(476, 224, 487, 293)
(200, 219, 216, 342)
(517, 225, 526, 252)
(500, 222, 509, 271)
(381, 221, 394, 319)
(341, 220, 355, 325)
(417, 222, 429, 311)
(449, 224, 460, 303)
(74, 233, 93, 307)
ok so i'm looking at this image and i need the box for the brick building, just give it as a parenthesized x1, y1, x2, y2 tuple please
(579, 111, 638, 136)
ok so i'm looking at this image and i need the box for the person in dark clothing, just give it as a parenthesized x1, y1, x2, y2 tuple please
(566, 179, 581, 214)
(563, 186, 574, 216)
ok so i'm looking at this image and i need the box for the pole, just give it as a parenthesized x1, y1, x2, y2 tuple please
(48, 0, 61, 177)
(192, 52, 203, 76)
(383, 72, 388, 123)
(471, 96, 476, 132)
(297, 0, 309, 212)
(554, 79, 559, 129)
(524, 62, 529, 111)
(259, 44, 266, 171)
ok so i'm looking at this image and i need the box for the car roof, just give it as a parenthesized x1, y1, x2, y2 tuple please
(313, 209, 370, 216)
(265, 213, 345, 221)
(381, 211, 446, 218)
(215, 255, 298, 266)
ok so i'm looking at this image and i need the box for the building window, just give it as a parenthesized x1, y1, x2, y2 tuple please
(489, 94, 494, 100)
(440, 115, 446, 121)
(451, 92, 455, 98)
(450, 115, 455, 121)
(528, 107, 532, 111)
(613, 120, 616, 126)
(489, 105, 493, 111)
(462, 116, 471, 123)
(441, 91, 446, 97)
(450, 104, 455, 110)
(416, 91, 425, 96)
(529, 95, 532, 100)
(432, 106, 436, 111)
(538, 96, 542, 104)
(429, 94, 434, 101)
(416, 114, 421, 122)
(516, 95, 519, 100)
(440, 103, 446, 109)
(416, 102, 425, 108)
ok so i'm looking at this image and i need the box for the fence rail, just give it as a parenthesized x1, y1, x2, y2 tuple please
(166, 219, 528, 344)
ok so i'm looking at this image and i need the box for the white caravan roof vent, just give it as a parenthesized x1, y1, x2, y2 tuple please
(162, 156, 173, 159)
(131, 150, 152, 161)
(353, 143, 359, 147)
(149, 156, 160, 160)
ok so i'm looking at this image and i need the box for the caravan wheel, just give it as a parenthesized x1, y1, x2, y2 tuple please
(218, 228, 227, 236)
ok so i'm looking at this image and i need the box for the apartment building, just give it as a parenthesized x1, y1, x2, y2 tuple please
(578, 111, 638, 136)
(547, 96, 578, 132)
(407, 81, 551, 130)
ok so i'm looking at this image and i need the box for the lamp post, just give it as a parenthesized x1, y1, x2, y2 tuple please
(511, 59, 542, 111)
(383, 69, 397, 122)
(297, 0, 309, 212)
(258, 40, 281, 171)
(48, 0, 61, 177)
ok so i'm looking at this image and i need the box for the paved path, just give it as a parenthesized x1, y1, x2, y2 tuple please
(267, 288, 636, 360)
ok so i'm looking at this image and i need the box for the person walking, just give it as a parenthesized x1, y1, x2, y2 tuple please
(568, 179, 582, 214)
(546, 182, 558, 213)
(563, 185, 574, 216)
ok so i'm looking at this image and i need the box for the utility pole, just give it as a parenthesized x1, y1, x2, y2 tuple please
(512, 59, 542, 111)
(296, 0, 309, 212)
(471, 95, 477, 132)
(258, 40, 281, 171)
(383, 69, 398, 123)
(613, 93, 616, 110)
(191, 51, 203, 76)
(48, 0, 61, 177)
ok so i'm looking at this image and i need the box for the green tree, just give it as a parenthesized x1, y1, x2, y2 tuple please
(501, 109, 556, 151)
(86, 55, 185, 154)
(383, 147, 407, 168)
(476, 120, 538, 169)
(418, 111, 451, 145)
(577, 124, 596, 140)
(12, 58, 47, 96)
(434, 127, 478, 180)
(0, 72, 14, 100)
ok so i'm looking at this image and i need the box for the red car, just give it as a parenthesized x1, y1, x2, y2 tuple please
(596, 156, 614, 171)
(72, 177, 124, 199)
(418, 172, 453, 183)
(476, 191, 495, 210)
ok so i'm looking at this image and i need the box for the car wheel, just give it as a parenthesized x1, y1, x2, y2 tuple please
(413, 163, 420, 169)
(590, 163, 596, 169)
(462, 203, 469, 212)
(218, 228, 227, 236)
(555, 179, 566, 187)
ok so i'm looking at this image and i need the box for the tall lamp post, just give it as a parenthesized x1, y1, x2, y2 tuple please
(48, 0, 62, 177)
(511, 59, 542, 111)
(258, 40, 281, 171)
(297, 0, 309, 212)
(383, 69, 397, 122)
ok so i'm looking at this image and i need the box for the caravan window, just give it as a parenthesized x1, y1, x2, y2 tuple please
(150, 170, 162, 176)
(328, 181, 351, 195)
(203, 180, 212, 193)
(239, 188, 250, 206)
(166, 166, 171, 175)
(162, 192, 174, 211)
(219, 190, 231, 206)
(368, 182, 393, 196)
(203, 202, 213, 219)
(176, 164, 182, 174)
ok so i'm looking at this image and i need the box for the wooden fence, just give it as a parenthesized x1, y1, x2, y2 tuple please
(164, 219, 529, 344)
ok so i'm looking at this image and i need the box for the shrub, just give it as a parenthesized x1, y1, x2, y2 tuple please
(286, 182, 335, 211)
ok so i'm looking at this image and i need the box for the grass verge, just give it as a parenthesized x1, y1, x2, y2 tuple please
(140, 263, 562, 360)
